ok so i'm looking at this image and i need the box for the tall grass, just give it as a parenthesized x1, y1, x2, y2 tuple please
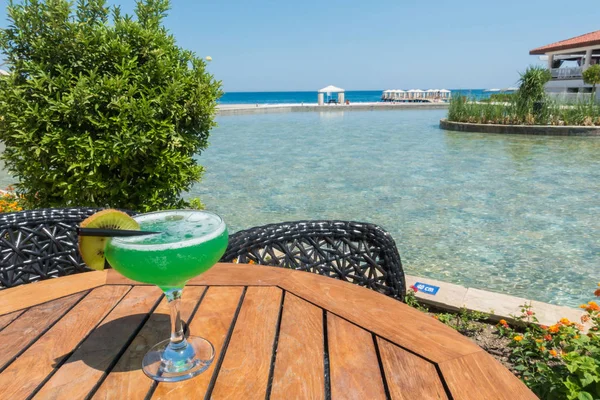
(448, 65, 600, 126)
(447, 95, 600, 126)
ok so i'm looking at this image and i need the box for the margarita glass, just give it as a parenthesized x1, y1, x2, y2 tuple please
(104, 210, 228, 382)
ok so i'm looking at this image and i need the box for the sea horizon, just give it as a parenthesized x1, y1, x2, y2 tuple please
(219, 89, 490, 104)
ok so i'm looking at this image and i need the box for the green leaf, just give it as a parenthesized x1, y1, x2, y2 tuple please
(577, 392, 593, 400)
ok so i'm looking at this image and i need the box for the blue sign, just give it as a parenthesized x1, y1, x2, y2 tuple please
(414, 282, 440, 295)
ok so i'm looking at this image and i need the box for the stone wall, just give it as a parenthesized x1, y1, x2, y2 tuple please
(440, 119, 600, 136)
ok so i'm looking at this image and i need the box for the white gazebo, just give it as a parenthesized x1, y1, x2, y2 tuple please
(318, 85, 345, 105)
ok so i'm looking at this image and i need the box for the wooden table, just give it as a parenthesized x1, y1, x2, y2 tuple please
(0, 263, 536, 399)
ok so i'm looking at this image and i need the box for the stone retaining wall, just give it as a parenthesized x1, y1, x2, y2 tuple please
(440, 118, 600, 136)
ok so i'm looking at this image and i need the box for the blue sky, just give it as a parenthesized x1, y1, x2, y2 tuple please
(1, 0, 598, 92)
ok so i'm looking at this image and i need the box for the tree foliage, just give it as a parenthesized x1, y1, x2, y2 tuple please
(0, 0, 221, 211)
(583, 64, 600, 102)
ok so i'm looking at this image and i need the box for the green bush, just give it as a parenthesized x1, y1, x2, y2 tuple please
(0, 0, 221, 211)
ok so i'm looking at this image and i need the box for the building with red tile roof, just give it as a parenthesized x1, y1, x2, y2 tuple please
(529, 30, 600, 101)
(530, 30, 600, 55)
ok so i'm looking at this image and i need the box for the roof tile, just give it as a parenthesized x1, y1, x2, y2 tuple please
(530, 30, 600, 55)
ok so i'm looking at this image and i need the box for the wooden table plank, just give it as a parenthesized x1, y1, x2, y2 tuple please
(327, 313, 387, 400)
(270, 293, 324, 400)
(187, 263, 292, 286)
(152, 286, 245, 399)
(377, 337, 448, 400)
(0, 285, 130, 400)
(438, 351, 537, 400)
(0, 291, 88, 371)
(210, 286, 282, 399)
(0, 310, 26, 331)
(34, 286, 163, 399)
(280, 271, 482, 363)
(92, 286, 206, 400)
(104, 263, 292, 287)
(0, 271, 107, 314)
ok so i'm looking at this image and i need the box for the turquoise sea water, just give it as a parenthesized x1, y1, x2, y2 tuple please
(190, 109, 600, 307)
(220, 89, 488, 104)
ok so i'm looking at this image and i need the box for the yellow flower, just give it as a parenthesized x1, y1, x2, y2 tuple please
(548, 325, 560, 333)
(513, 335, 523, 342)
(574, 335, 580, 339)
(559, 318, 571, 325)
(535, 339, 543, 343)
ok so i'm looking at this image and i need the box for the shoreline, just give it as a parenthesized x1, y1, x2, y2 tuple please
(217, 102, 449, 115)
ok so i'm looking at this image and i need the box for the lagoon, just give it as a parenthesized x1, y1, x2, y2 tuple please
(191, 109, 600, 307)
(0, 109, 597, 307)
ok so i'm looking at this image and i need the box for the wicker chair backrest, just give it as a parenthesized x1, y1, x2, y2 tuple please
(0, 208, 136, 289)
(221, 220, 406, 301)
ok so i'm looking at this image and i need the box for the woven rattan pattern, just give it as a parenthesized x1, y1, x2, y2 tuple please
(0, 208, 136, 289)
(221, 220, 406, 301)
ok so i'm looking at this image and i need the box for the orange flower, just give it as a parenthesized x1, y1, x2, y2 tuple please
(499, 319, 507, 325)
(549, 349, 557, 357)
(595, 288, 600, 297)
(574, 335, 580, 339)
(540, 346, 546, 351)
(513, 335, 523, 342)
(248, 259, 256, 265)
(535, 339, 543, 343)
(543, 334, 552, 341)
(582, 301, 600, 312)
(576, 324, 585, 331)
(539, 325, 548, 330)
(548, 325, 560, 333)
(432, 315, 439, 320)
(559, 318, 571, 326)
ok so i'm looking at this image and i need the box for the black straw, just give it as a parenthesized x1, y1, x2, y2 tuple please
(76, 227, 161, 237)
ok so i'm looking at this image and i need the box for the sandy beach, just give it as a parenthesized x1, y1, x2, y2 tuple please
(217, 102, 449, 115)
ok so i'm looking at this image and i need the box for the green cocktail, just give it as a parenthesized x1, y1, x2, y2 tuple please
(104, 210, 228, 382)
(105, 210, 228, 290)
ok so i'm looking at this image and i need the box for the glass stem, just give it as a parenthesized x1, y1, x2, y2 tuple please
(165, 288, 187, 350)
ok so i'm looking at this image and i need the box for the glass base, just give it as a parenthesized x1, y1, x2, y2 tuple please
(142, 336, 215, 382)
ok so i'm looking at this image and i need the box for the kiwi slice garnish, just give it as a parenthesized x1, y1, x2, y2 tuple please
(78, 209, 139, 270)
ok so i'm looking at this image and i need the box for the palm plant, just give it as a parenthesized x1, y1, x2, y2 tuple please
(516, 66, 551, 123)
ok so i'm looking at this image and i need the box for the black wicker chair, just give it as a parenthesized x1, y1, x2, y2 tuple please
(0, 208, 137, 289)
(221, 220, 406, 301)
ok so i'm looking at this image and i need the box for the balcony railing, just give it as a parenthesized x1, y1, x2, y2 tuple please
(550, 67, 582, 79)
